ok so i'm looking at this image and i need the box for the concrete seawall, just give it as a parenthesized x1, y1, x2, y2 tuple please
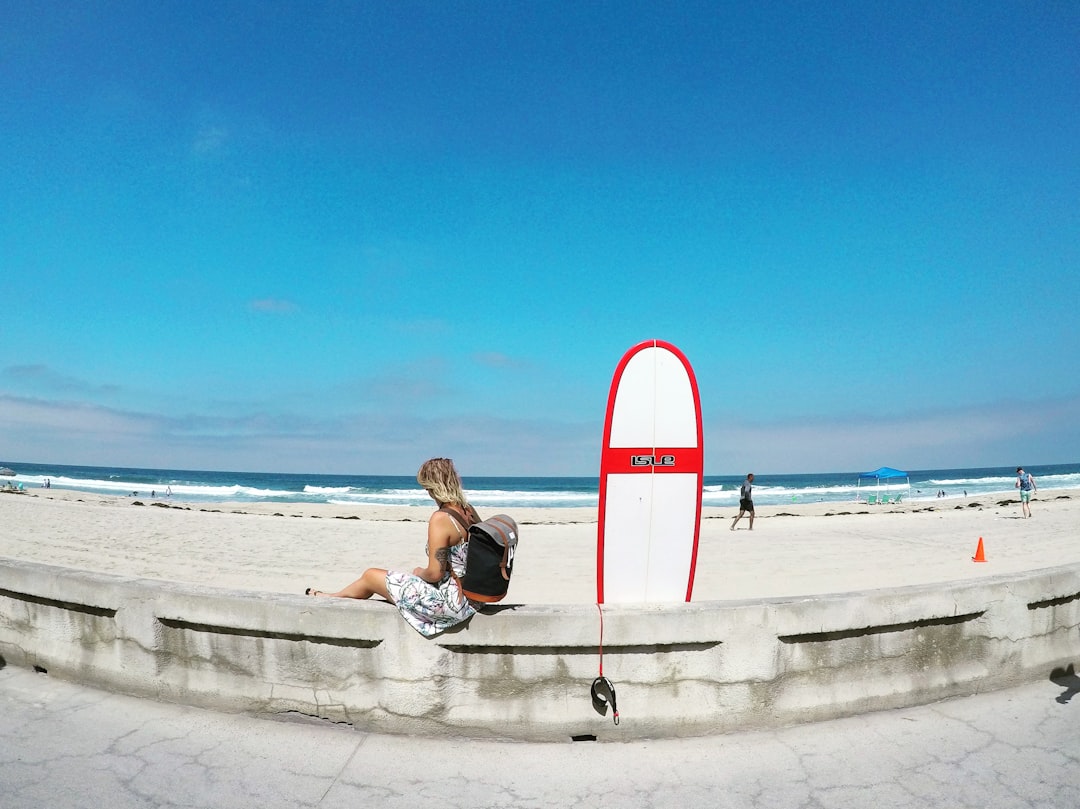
(1, 556, 1077, 741)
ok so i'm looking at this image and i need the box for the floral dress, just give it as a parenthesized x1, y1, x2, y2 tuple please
(384, 526, 475, 638)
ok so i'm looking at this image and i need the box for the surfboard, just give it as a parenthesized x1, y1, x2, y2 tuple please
(597, 340, 703, 603)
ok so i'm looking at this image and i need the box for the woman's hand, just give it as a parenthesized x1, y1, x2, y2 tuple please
(413, 545, 451, 583)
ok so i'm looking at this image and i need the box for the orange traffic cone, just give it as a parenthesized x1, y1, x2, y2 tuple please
(972, 537, 987, 563)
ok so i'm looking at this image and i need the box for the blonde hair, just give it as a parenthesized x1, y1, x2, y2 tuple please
(416, 457, 469, 508)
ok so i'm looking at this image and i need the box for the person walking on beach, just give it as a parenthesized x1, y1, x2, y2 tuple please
(1016, 467, 1037, 518)
(305, 458, 478, 637)
(731, 473, 755, 531)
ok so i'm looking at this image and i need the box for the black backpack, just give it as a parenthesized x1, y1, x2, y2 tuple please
(442, 508, 519, 603)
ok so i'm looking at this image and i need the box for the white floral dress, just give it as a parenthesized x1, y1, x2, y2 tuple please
(384, 528, 474, 638)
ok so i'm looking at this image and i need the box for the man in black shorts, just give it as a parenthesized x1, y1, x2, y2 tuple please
(731, 473, 755, 530)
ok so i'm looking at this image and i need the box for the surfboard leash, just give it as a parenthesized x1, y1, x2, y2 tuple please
(591, 603, 619, 725)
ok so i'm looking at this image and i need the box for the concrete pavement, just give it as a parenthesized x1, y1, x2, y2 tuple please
(2, 662, 1078, 809)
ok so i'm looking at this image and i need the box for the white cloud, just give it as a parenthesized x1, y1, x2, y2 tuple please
(249, 298, 298, 313)
(1, 392, 1075, 477)
(191, 125, 229, 156)
(710, 396, 1080, 473)
(1, 365, 121, 396)
(474, 352, 532, 370)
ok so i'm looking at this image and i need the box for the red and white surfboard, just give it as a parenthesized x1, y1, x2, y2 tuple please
(597, 340, 703, 603)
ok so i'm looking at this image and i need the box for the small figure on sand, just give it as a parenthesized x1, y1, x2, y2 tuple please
(731, 473, 755, 531)
(1016, 467, 1037, 518)
(305, 458, 477, 637)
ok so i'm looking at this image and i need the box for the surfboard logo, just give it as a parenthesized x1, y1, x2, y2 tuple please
(607, 447, 700, 474)
(630, 454, 676, 467)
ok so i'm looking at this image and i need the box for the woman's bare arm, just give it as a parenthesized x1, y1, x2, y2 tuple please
(413, 512, 456, 582)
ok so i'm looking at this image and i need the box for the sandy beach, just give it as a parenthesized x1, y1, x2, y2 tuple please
(1, 487, 1077, 604)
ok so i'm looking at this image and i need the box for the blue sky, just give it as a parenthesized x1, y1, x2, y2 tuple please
(2, 1, 1078, 476)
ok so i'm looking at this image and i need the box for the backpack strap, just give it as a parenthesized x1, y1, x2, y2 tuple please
(436, 506, 479, 597)
(439, 507, 466, 539)
(437, 506, 480, 539)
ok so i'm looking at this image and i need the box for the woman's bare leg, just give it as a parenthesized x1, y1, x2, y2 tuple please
(316, 567, 391, 600)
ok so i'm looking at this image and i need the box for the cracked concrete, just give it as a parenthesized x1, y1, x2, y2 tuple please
(5, 556, 1077, 740)
(2, 663, 1077, 808)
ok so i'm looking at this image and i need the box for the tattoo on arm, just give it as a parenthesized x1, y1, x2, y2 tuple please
(435, 547, 450, 571)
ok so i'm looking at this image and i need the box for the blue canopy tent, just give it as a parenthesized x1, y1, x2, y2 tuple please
(857, 467, 910, 503)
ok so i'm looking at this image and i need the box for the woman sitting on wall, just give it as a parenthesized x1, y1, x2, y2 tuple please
(305, 457, 478, 637)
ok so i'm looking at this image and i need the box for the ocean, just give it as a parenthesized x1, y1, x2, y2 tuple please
(3, 461, 1078, 510)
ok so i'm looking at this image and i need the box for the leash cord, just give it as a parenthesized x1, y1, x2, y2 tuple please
(594, 603, 619, 725)
(596, 602, 604, 677)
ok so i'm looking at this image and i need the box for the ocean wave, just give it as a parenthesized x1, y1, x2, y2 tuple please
(328, 488, 599, 508)
(926, 475, 1015, 486)
(24, 475, 297, 499)
(12, 461, 1078, 509)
